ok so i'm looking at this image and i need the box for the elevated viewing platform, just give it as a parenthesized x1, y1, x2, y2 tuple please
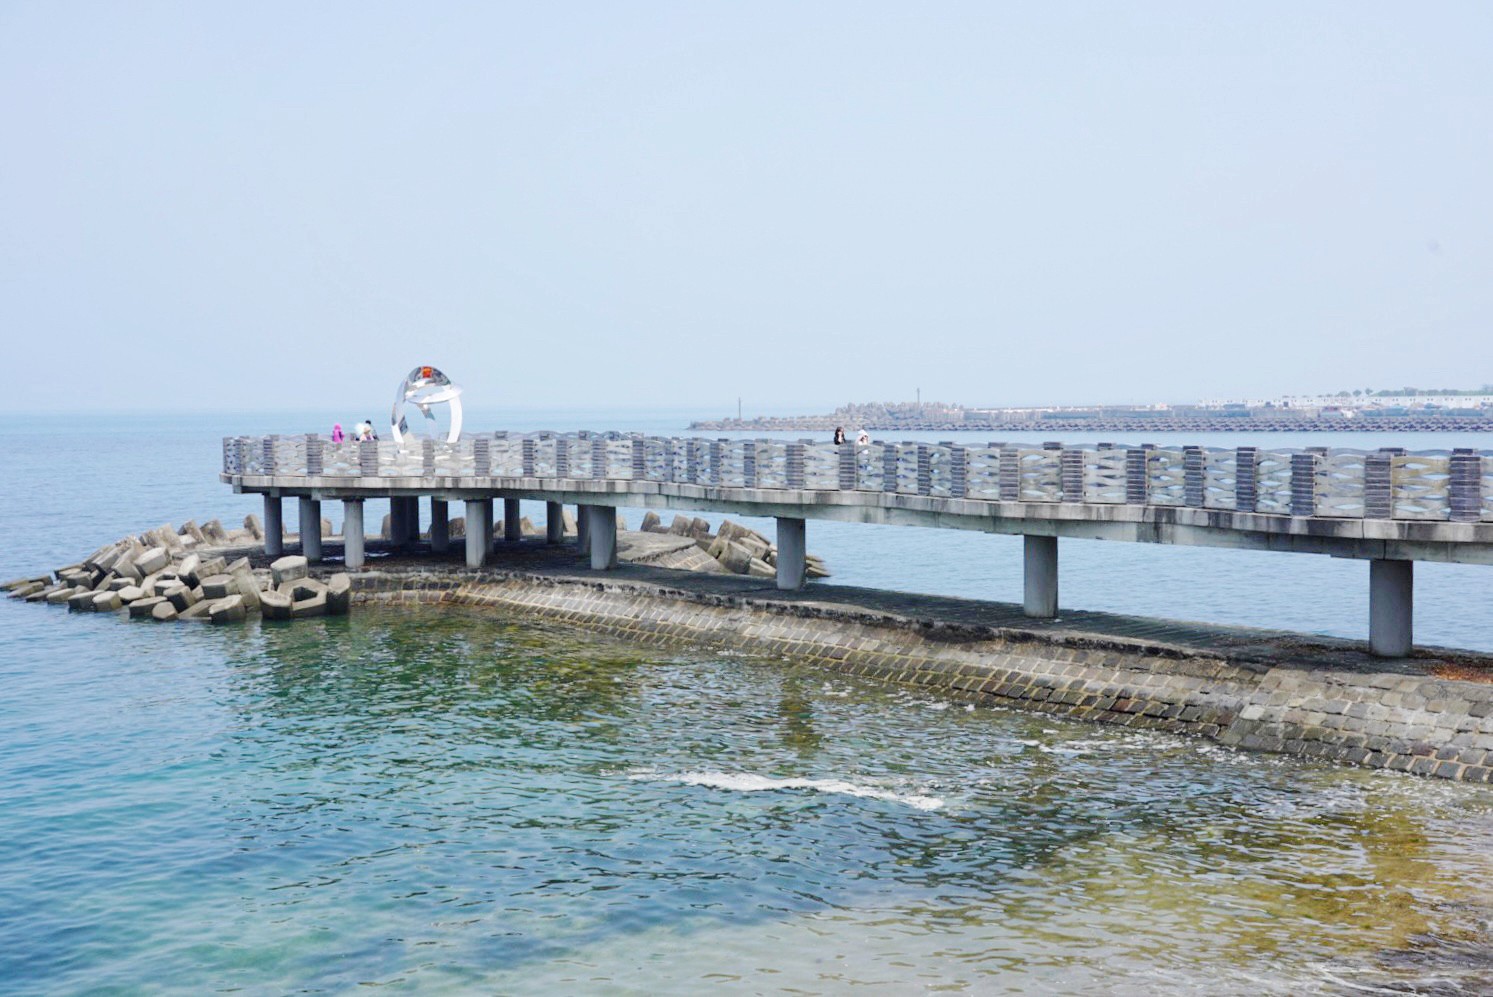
(223, 432, 1493, 657)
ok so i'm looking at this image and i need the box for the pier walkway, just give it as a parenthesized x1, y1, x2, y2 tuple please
(222, 431, 1493, 658)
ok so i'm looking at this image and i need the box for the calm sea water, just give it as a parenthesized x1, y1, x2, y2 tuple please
(2, 411, 1492, 993)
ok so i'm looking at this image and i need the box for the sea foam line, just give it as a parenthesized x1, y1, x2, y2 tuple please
(629, 770, 944, 811)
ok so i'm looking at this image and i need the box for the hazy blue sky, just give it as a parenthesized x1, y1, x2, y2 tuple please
(3, 3, 1490, 417)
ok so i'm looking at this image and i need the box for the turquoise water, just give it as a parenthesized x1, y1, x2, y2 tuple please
(4, 413, 1493, 993)
(2, 603, 1491, 993)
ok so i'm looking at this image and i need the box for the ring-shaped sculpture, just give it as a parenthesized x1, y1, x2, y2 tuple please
(390, 365, 464, 447)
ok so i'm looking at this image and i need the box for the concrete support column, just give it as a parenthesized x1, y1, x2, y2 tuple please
(465, 499, 492, 568)
(576, 504, 590, 551)
(1370, 558, 1414, 658)
(429, 498, 449, 554)
(263, 495, 283, 557)
(586, 504, 617, 570)
(298, 497, 322, 562)
(400, 496, 421, 544)
(504, 498, 522, 542)
(545, 501, 564, 545)
(1023, 534, 1058, 619)
(775, 517, 807, 591)
(342, 499, 365, 569)
(388, 498, 407, 545)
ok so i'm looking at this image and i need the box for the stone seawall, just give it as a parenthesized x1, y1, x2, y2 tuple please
(347, 567, 1493, 783)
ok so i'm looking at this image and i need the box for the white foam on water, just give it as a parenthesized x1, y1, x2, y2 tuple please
(630, 769, 944, 811)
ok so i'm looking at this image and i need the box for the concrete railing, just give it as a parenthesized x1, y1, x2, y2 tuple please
(223, 433, 1493, 524)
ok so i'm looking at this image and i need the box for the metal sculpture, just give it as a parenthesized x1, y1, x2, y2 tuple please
(390, 365, 464, 447)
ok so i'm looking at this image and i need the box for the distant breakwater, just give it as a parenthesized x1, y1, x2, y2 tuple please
(691, 417, 1493, 434)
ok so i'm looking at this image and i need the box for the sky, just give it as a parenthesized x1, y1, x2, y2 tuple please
(3, 3, 1491, 418)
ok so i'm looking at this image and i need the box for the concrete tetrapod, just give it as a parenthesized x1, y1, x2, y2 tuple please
(209, 595, 247, 625)
(326, 573, 351, 615)
(290, 591, 327, 619)
(271, 555, 309, 586)
(179, 601, 213, 622)
(200, 575, 234, 600)
(129, 596, 167, 618)
(151, 601, 179, 621)
(260, 590, 292, 620)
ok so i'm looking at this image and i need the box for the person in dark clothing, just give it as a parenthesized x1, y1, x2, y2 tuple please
(833, 426, 846, 445)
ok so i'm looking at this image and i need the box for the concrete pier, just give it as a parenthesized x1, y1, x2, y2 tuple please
(546, 501, 564, 545)
(775, 517, 807, 591)
(465, 499, 492, 568)
(223, 429, 1493, 657)
(299, 497, 322, 562)
(504, 499, 522, 543)
(576, 504, 589, 552)
(586, 504, 617, 570)
(343, 499, 365, 569)
(263, 496, 283, 557)
(429, 499, 449, 554)
(1370, 559, 1414, 658)
(1024, 535, 1059, 619)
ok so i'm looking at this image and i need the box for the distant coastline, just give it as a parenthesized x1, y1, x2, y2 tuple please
(693, 396, 1493, 434)
(692, 414, 1493, 433)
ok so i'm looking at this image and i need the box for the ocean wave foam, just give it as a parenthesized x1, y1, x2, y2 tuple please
(629, 770, 944, 811)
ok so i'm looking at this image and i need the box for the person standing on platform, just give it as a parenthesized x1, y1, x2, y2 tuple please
(331, 423, 345, 443)
(834, 426, 846, 445)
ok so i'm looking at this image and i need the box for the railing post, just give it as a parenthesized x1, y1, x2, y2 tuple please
(786, 442, 805, 490)
(592, 438, 607, 478)
(1290, 451, 1319, 517)
(555, 437, 570, 479)
(882, 444, 898, 493)
(711, 440, 725, 486)
(687, 440, 701, 484)
(631, 436, 646, 480)
(838, 442, 856, 490)
(358, 439, 378, 477)
(1364, 451, 1393, 519)
(1183, 445, 1205, 508)
(522, 437, 536, 477)
(741, 440, 757, 488)
(917, 444, 931, 496)
(306, 434, 323, 476)
(950, 445, 967, 498)
(1450, 448, 1482, 522)
(262, 435, 278, 474)
(473, 438, 491, 476)
(1060, 447, 1083, 502)
(1125, 447, 1149, 505)
(1235, 446, 1258, 512)
(999, 445, 1020, 501)
(422, 438, 435, 476)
